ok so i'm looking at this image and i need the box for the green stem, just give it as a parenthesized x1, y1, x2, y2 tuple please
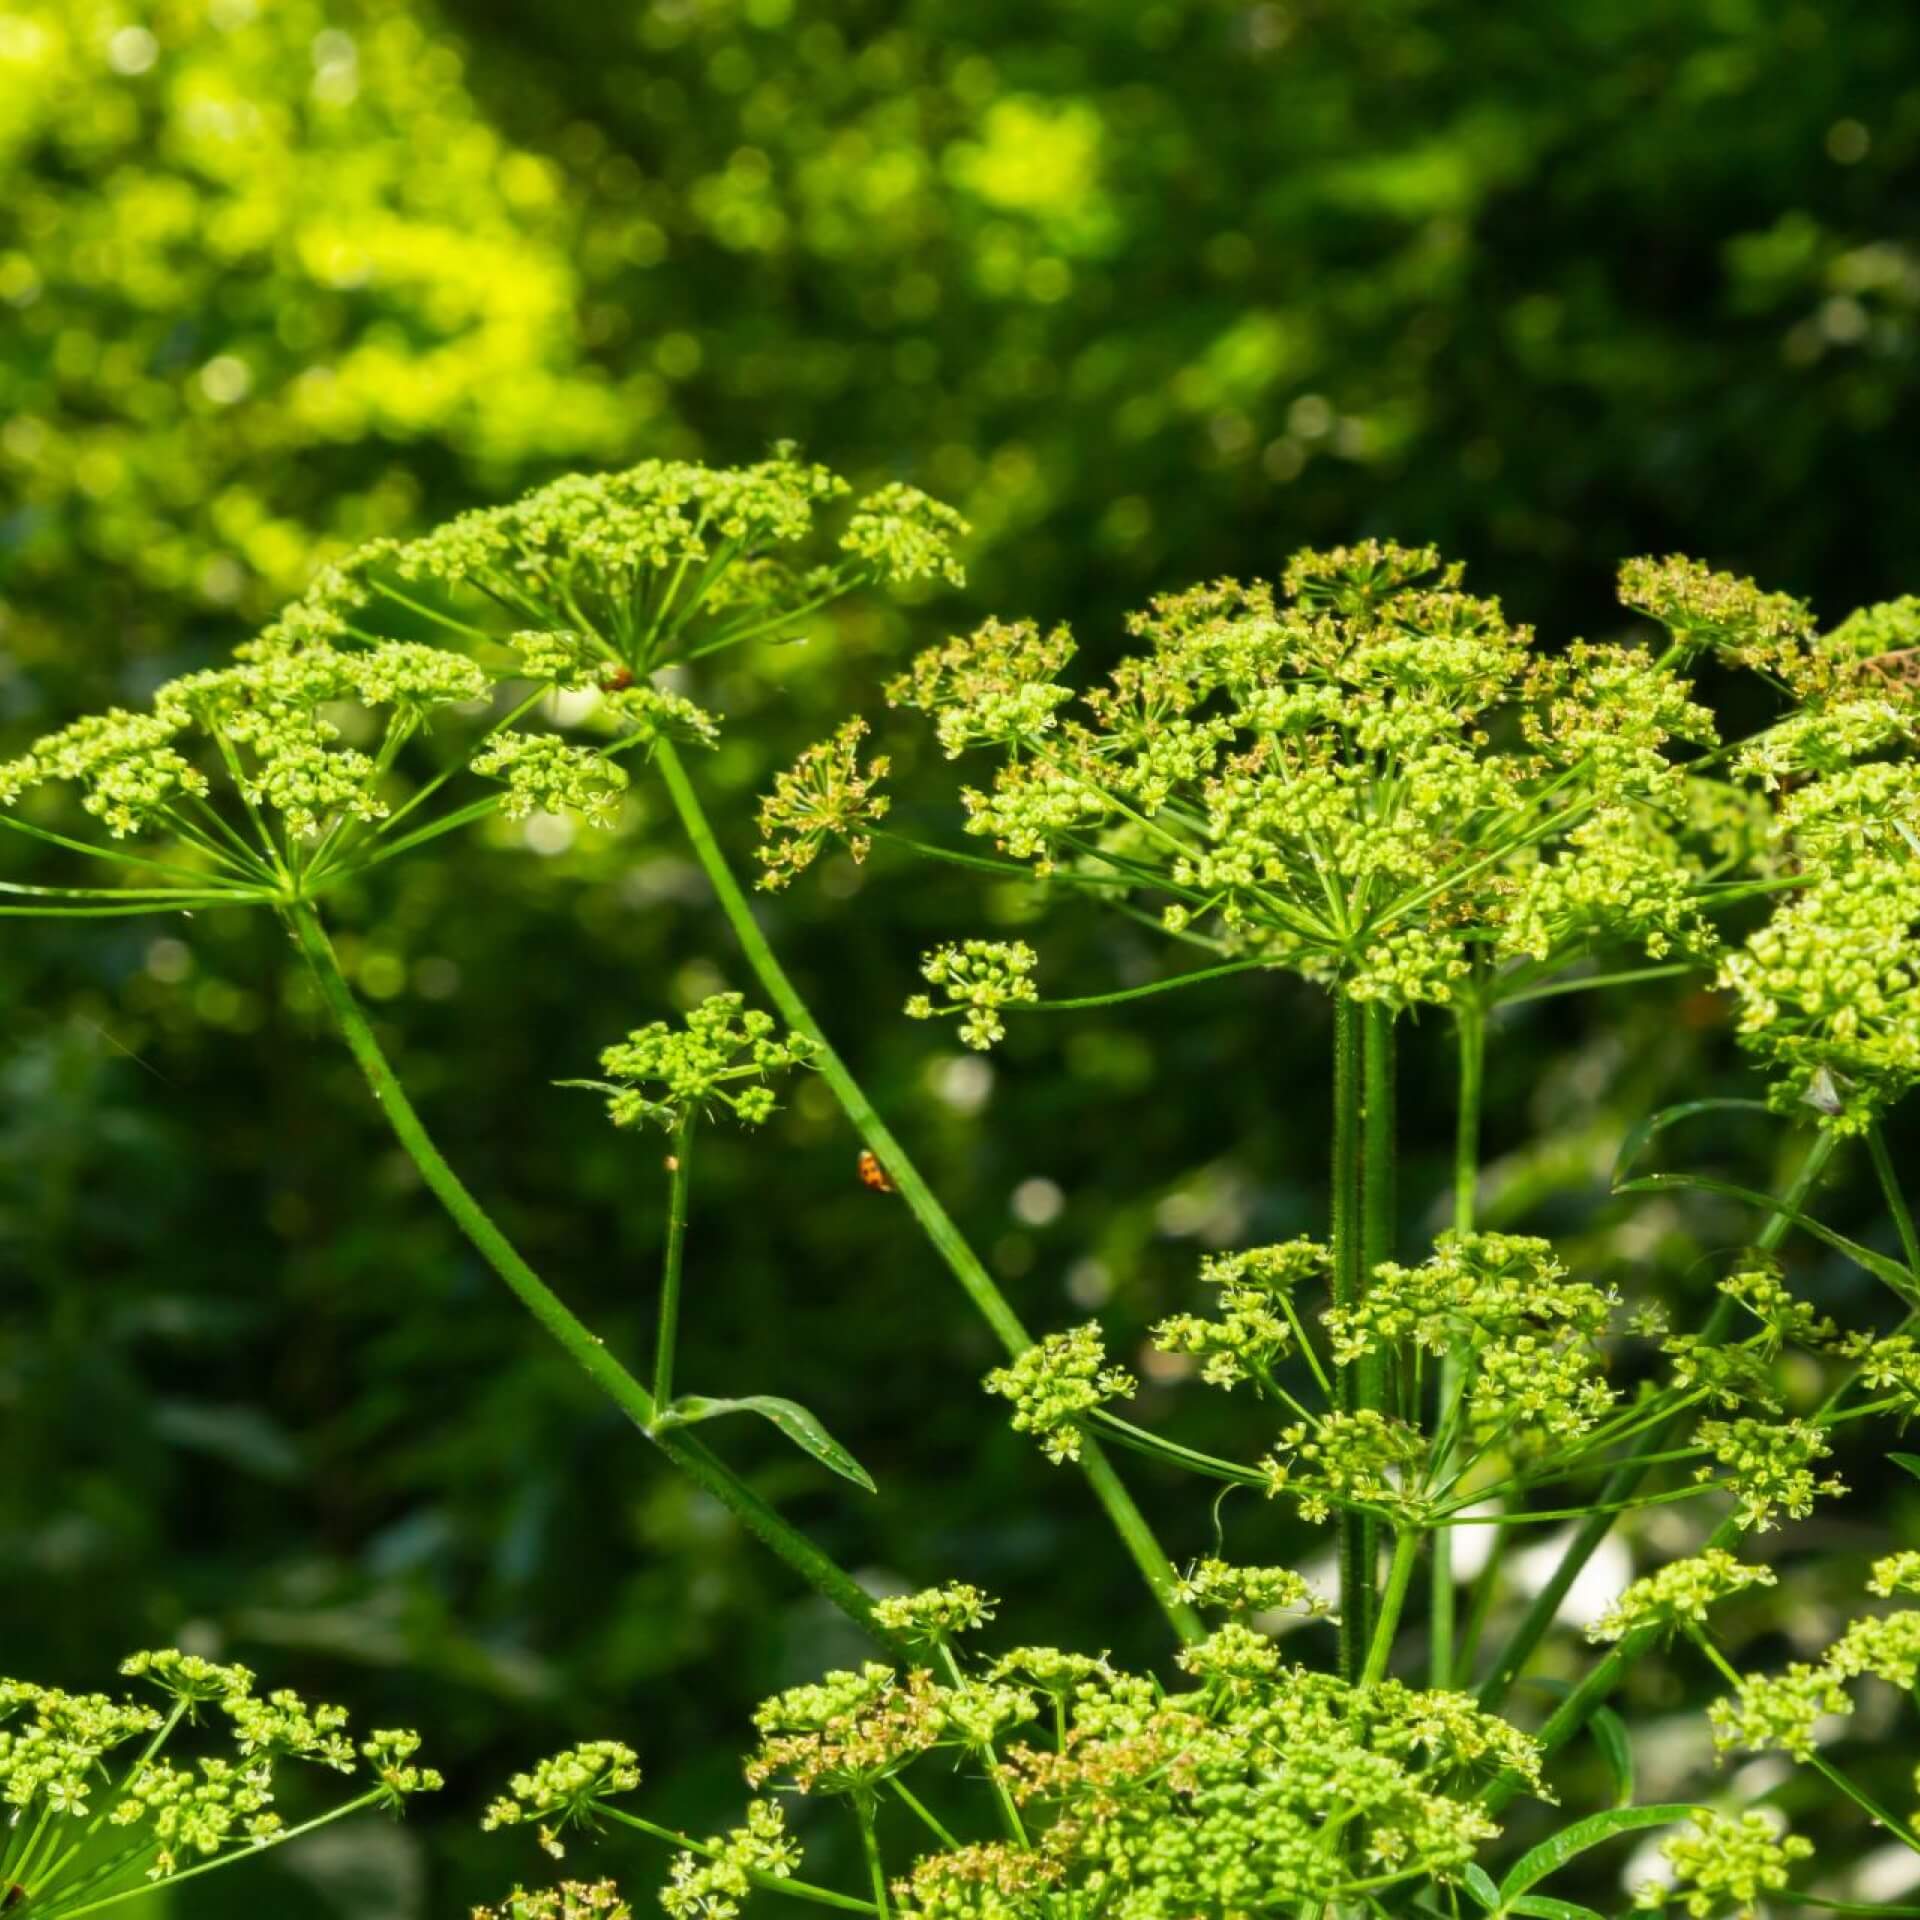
(1360, 1001, 1397, 1683)
(855, 1799, 890, 1920)
(1476, 1126, 1841, 1716)
(282, 898, 895, 1649)
(1869, 1124, 1920, 1278)
(652, 739, 1202, 1645)
(1331, 994, 1368, 1683)
(1690, 1631, 1920, 1852)
(1028, 960, 1266, 1013)
(889, 1779, 960, 1850)
(1493, 962, 1694, 1007)
(603, 1809, 877, 1913)
(1361, 1530, 1421, 1688)
(55, 1792, 383, 1918)
(656, 1112, 697, 1408)
(1432, 996, 1485, 1685)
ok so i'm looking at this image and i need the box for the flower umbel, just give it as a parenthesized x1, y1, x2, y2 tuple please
(582, 995, 819, 1131)
(906, 940, 1039, 1051)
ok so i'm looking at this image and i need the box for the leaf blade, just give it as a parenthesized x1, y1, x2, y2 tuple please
(1497, 1803, 1703, 1904)
(1590, 1706, 1635, 1809)
(659, 1394, 877, 1493)
(1612, 1169, 1919, 1305)
(1611, 1098, 1776, 1190)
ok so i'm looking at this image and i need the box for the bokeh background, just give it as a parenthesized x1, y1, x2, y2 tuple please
(4, 0, 1920, 1910)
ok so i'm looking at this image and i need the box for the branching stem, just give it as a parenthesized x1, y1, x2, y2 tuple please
(652, 738, 1203, 1644)
(283, 897, 898, 1650)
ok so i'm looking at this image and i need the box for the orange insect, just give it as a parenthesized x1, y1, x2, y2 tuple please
(857, 1149, 896, 1194)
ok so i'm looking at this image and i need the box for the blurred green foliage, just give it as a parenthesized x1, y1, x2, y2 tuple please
(3, 0, 1919, 1912)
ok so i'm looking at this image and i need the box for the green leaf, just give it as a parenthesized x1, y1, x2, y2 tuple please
(1890, 1454, 1920, 1483)
(1590, 1705, 1634, 1808)
(1611, 1098, 1776, 1189)
(1612, 1169, 1920, 1306)
(657, 1394, 877, 1493)
(1462, 1864, 1501, 1912)
(1773, 1898, 1920, 1917)
(1509, 1899, 1607, 1920)
(1497, 1804, 1703, 1904)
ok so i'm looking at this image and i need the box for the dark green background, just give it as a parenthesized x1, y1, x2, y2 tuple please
(4, 0, 1919, 1909)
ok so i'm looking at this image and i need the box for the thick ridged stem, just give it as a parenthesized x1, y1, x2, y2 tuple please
(1431, 996, 1485, 1685)
(1331, 995, 1369, 1681)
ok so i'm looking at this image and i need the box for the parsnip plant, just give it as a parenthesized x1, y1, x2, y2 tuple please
(11, 473, 1920, 1916)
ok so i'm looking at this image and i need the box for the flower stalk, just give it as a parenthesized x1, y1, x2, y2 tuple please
(283, 898, 896, 1649)
(654, 737, 1203, 1645)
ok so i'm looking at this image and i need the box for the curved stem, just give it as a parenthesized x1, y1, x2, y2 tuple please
(653, 739, 1203, 1645)
(656, 1112, 697, 1409)
(283, 897, 895, 1649)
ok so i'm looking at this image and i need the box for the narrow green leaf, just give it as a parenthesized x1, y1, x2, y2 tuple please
(1889, 1453, 1920, 1483)
(1611, 1098, 1775, 1190)
(1509, 1898, 1607, 1920)
(1774, 1898, 1920, 1917)
(658, 1394, 877, 1493)
(1498, 1804, 1703, 1904)
(1613, 1170, 1920, 1304)
(1462, 1863, 1500, 1912)
(1590, 1706, 1634, 1808)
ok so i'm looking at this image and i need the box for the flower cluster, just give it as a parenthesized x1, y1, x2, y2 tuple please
(475, 1882, 634, 1920)
(756, 721, 892, 890)
(744, 1665, 949, 1793)
(1263, 1409, 1428, 1524)
(661, 1801, 803, 1920)
(871, 544, 1727, 1010)
(872, 1584, 999, 1647)
(505, 1624, 1546, 1920)
(584, 995, 818, 1132)
(0, 641, 490, 856)
(1587, 1552, 1779, 1645)
(472, 734, 629, 830)
(1172, 1559, 1334, 1620)
(261, 453, 966, 688)
(1719, 857, 1920, 1132)
(0, 1651, 436, 1912)
(1692, 1418, 1846, 1531)
(482, 1741, 642, 1858)
(1322, 1234, 1616, 1456)
(983, 1323, 1136, 1464)
(905, 940, 1040, 1051)
(1618, 556, 1816, 668)
(1152, 1240, 1324, 1389)
(1710, 1600, 1920, 1763)
(1870, 1551, 1920, 1597)
(1634, 1811, 1812, 1920)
